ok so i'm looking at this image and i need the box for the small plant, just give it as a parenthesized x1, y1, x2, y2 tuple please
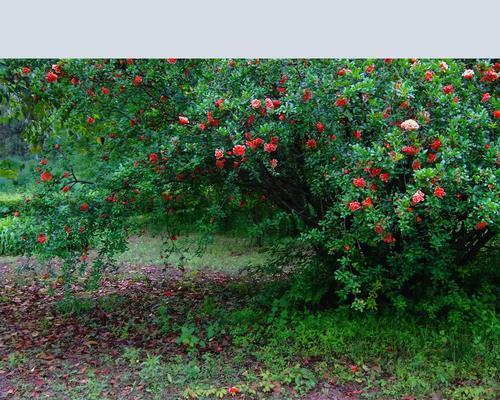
(139, 354, 169, 397)
(7, 351, 28, 369)
(280, 364, 317, 394)
(54, 296, 93, 316)
(121, 346, 141, 366)
(177, 325, 205, 351)
(154, 304, 171, 335)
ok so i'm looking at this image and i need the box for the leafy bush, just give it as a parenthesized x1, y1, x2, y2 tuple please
(1, 59, 498, 310)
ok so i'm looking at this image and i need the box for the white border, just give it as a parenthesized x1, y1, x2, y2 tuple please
(1, 0, 499, 58)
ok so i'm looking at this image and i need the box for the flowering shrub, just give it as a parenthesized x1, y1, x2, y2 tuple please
(1, 59, 498, 309)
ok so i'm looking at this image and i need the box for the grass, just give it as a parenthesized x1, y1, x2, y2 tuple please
(117, 233, 268, 273)
(0, 232, 498, 399)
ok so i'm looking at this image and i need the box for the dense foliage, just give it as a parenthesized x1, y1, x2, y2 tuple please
(1, 59, 498, 311)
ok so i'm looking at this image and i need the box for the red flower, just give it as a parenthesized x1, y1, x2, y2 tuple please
(412, 160, 421, 170)
(353, 178, 366, 188)
(424, 70, 434, 81)
(493, 110, 500, 119)
(380, 173, 390, 183)
(316, 121, 325, 133)
(40, 171, 53, 182)
(87, 117, 95, 124)
(62, 171, 70, 178)
(374, 224, 383, 234)
(429, 138, 442, 151)
(45, 71, 58, 83)
(306, 139, 317, 149)
(353, 130, 362, 140)
(233, 145, 246, 157)
(216, 159, 225, 169)
(132, 76, 143, 86)
(264, 143, 277, 153)
(40, 158, 47, 166)
(481, 93, 491, 103)
(442, 85, 454, 94)
(215, 149, 224, 159)
(170, 235, 177, 241)
(80, 203, 89, 212)
(163, 290, 174, 297)
(411, 190, 425, 205)
(269, 159, 278, 169)
(302, 89, 312, 101)
(344, 245, 350, 251)
(480, 69, 498, 82)
(362, 197, 373, 207)
(335, 97, 349, 107)
(427, 152, 437, 163)
(434, 186, 446, 199)
(62, 186, 70, 193)
(228, 386, 240, 396)
(167, 58, 177, 64)
(52, 64, 62, 74)
(475, 221, 488, 230)
(251, 99, 261, 109)
(101, 86, 110, 95)
(383, 234, 396, 243)
(149, 153, 158, 163)
(214, 98, 224, 108)
(370, 168, 381, 177)
(350, 365, 358, 373)
(348, 201, 361, 212)
(179, 116, 189, 125)
(365, 65, 375, 74)
(37, 233, 47, 244)
(462, 69, 474, 79)
(402, 146, 418, 156)
(22, 67, 31, 74)
(207, 111, 219, 127)
(70, 77, 79, 85)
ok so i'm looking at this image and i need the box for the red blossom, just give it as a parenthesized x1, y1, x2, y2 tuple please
(475, 221, 488, 230)
(434, 186, 446, 199)
(380, 173, 390, 183)
(264, 143, 277, 153)
(348, 201, 362, 212)
(132, 75, 143, 86)
(37, 233, 47, 244)
(443, 85, 454, 94)
(40, 171, 53, 182)
(306, 139, 317, 149)
(353, 178, 366, 188)
(45, 71, 57, 83)
(429, 138, 442, 151)
(402, 146, 418, 156)
(233, 145, 246, 157)
(316, 121, 325, 133)
(251, 99, 261, 109)
(335, 97, 349, 107)
(481, 93, 491, 103)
